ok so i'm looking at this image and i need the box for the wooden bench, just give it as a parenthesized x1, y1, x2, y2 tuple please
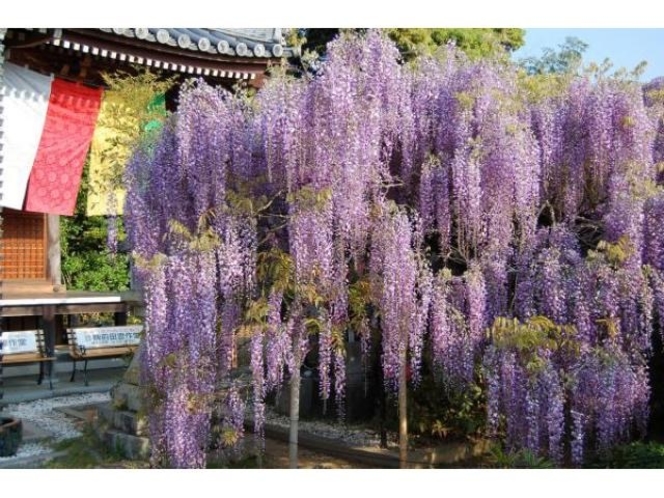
(0, 330, 55, 389)
(67, 325, 142, 386)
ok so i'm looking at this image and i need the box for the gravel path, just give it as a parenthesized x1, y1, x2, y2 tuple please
(263, 406, 398, 450)
(0, 392, 111, 465)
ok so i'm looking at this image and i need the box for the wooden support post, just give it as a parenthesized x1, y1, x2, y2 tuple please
(114, 309, 128, 326)
(41, 305, 56, 382)
(47, 214, 62, 292)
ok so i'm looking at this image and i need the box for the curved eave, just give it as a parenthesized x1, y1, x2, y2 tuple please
(90, 28, 297, 59)
(56, 29, 279, 79)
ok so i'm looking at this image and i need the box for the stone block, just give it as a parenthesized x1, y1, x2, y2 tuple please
(110, 383, 144, 413)
(101, 428, 151, 460)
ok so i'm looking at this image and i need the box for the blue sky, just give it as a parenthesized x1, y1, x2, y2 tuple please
(5, 3, 663, 86)
(513, 29, 664, 82)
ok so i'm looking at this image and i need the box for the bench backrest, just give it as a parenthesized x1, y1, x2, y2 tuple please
(67, 325, 142, 351)
(0, 330, 47, 357)
(0, 330, 53, 363)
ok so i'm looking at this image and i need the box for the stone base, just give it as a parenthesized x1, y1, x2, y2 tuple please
(97, 403, 148, 437)
(100, 427, 151, 460)
(91, 340, 151, 461)
(109, 383, 144, 413)
(96, 402, 150, 460)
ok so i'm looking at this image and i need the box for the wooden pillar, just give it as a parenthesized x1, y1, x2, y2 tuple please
(41, 305, 56, 381)
(47, 214, 62, 292)
(68, 314, 80, 328)
(114, 307, 128, 326)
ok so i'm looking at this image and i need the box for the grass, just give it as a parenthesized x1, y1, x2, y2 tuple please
(42, 422, 263, 469)
(588, 441, 664, 469)
(207, 454, 263, 469)
(43, 425, 148, 469)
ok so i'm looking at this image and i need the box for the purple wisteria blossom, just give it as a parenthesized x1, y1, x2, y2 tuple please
(124, 30, 662, 468)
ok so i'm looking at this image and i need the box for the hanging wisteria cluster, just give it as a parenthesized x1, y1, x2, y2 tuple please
(125, 82, 256, 468)
(124, 30, 664, 468)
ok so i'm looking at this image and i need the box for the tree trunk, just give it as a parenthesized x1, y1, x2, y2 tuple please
(398, 343, 408, 469)
(377, 339, 388, 449)
(289, 339, 301, 469)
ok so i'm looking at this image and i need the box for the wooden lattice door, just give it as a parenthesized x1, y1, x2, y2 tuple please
(0, 209, 47, 280)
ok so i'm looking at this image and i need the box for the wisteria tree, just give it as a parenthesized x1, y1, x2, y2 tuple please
(124, 30, 664, 468)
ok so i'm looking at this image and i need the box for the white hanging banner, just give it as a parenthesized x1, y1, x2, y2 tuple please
(0, 62, 53, 209)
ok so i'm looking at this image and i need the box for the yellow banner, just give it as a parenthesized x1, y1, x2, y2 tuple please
(86, 98, 136, 216)
(86, 93, 165, 216)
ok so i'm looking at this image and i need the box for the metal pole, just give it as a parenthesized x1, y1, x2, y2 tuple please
(0, 28, 8, 413)
(0, 28, 7, 411)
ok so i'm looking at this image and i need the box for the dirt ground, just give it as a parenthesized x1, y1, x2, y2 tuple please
(62, 407, 368, 468)
(91, 438, 369, 469)
(260, 437, 370, 469)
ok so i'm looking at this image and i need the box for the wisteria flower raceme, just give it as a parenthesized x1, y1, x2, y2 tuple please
(124, 30, 663, 468)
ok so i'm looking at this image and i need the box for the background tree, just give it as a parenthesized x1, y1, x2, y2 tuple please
(519, 36, 589, 75)
(387, 28, 525, 60)
(61, 71, 172, 294)
(60, 163, 130, 292)
(295, 28, 525, 61)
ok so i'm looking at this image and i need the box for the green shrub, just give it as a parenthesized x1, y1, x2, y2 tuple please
(484, 444, 555, 469)
(60, 160, 130, 293)
(591, 441, 664, 468)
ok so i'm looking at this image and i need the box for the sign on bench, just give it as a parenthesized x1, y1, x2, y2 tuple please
(1, 330, 54, 389)
(71, 326, 142, 349)
(0, 331, 39, 355)
(68, 325, 142, 386)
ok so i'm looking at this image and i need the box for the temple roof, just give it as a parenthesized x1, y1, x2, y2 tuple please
(98, 28, 293, 58)
(3, 28, 298, 82)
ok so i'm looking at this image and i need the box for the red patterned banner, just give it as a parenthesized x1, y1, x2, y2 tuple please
(24, 79, 103, 215)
